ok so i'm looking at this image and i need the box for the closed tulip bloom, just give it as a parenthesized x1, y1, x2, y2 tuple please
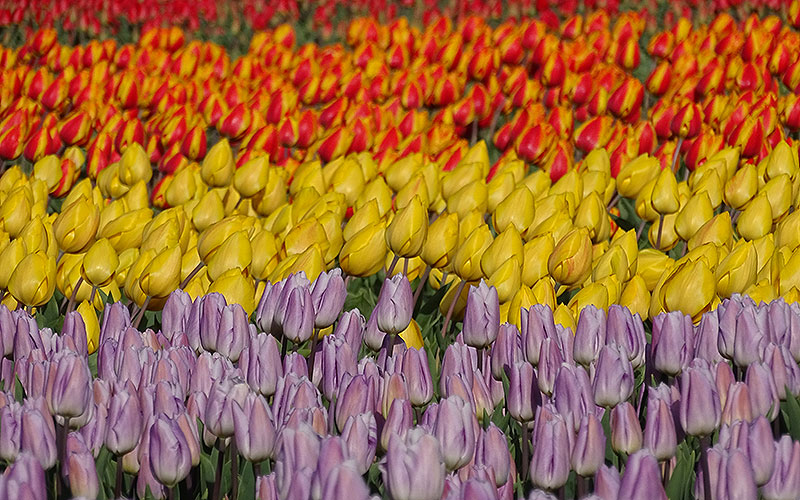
(537, 338, 563, 397)
(548, 228, 593, 287)
(279, 285, 315, 343)
(149, 415, 192, 488)
(20, 407, 56, 469)
(421, 212, 459, 269)
(435, 395, 476, 471)
(474, 423, 511, 487)
(105, 381, 143, 456)
(643, 387, 677, 461)
(493, 185, 534, 234)
(215, 304, 249, 363)
(491, 323, 523, 380)
(80, 238, 118, 288)
(679, 365, 721, 436)
(610, 401, 643, 455)
(733, 305, 764, 369)
(310, 268, 346, 328)
(45, 350, 91, 419)
(201, 138, 234, 187)
(724, 162, 758, 209)
(234, 155, 268, 198)
(507, 361, 538, 422)
(53, 196, 100, 253)
(240, 334, 283, 397)
(746, 362, 780, 421)
(206, 231, 252, 282)
(0, 402, 21, 461)
(386, 195, 428, 258)
(233, 392, 276, 463)
(617, 450, 668, 500)
(572, 413, 606, 476)
(402, 347, 433, 407)
(675, 192, 713, 242)
(593, 345, 634, 408)
(139, 245, 182, 299)
(453, 224, 493, 281)
(573, 305, 606, 366)
(335, 375, 374, 432)
(660, 259, 716, 322)
(374, 274, 413, 335)
(617, 154, 660, 199)
(66, 437, 99, 499)
(461, 280, 500, 349)
(530, 411, 570, 490)
(8, 251, 56, 307)
(339, 222, 387, 277)
(381, 398, 414, 451)
(204, 379, 249, 438)
(384, 428, 445, 500)
(521, 304, 556, 366)
(762, 436, 800, 500)
(721, 382, 754, 426)
(340, 413, 377, 475)
(651, 311, 694, 377)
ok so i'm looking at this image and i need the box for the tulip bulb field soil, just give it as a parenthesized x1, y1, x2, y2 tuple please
(3, 0, 800, 499)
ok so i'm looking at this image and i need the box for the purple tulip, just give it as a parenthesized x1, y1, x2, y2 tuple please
(679, 365, 721, 437)
(65, 433, 99, 499)
(273, 375, 321, 426)
(381, 398, 413, 451)
(526, 490, 557, 500)
(573, 305, 606, 366)
(273, 273, 311, 332)
(99, 301, 131, 345)
(717, 298, 742, 361)
(651, 311, 694, 377)
(195, 292, 227, 353)
(439, 343, 475, 397)
(79, 403, 107, 457)
(402, 347, 433, 407)
(491, 323, 523, 380)
(319, 335, 357, 401)
(276, 424, 320, 497)
(233, 392, 276, 463)
(318, 460, 370, 500)
(507, 361, 538, 422)
(280, 285, 315, 343)
(537, 338, 563, 397)
(715, 448, 758, 500)
(617, 450, 667, 500)
(592, 344, 634, 408)
(762, 435, 800, 500)
(4, 452, 47, 499)
(19, 406, 56, 469)
(594, 465, 620, 500)
(62, 310, 88, 358)
(215, 304, 249, 362)
(474, 423, 510, 487)
(610, 401, 642, 455)
(340, 413, 377, 474)
(462, 280, 500, 349)
(331, 309, 365, 351)
(310, 268, 347, 329)
(552, 363, 595, 431)
(530, 410, 570, 490)
(204, 379, 249, 438)
(0, 402, 21, 462)
(521, 304, 556, 366)
(334, 374, 374, 432)
(694, 309, 724, 363)
(384, 428, 445, 500)
(746, 362, 780, 421)
(160, 289, 192, 340)
(283, 351, 309, 379)
(719, 416, 775, 486)
(148, 415, 193, 487)
(733, 306, 764, 368)
(0, 304, 14, 358)
(374, 274, 413, 335)
(571, 413, 605, 476)
(763, 343, 800, 400)
(606, 304, 646, 368)
(435, 395, 477, 471)
(256, 473, 279, 500)
(363, 313, 385, 352)
(643, 385, 677, 461)
(312, 436, 348, 497)
(45, 350, 92, 420)
(17, 350, 48, 399)
(721, 382, 754, 425)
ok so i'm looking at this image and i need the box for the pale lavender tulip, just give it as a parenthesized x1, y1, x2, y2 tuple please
(233, 392, 276, 462)
(374, 275, 413, 335)
(310, 268, 346, 329)
(384, 428, 445, 500)
(617, 450, 667, 500)
(462, 280, 500, 349)
(573, 305, 606, 366)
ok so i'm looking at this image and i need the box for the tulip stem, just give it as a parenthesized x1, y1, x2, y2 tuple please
(477, 347, 483, 372)
(180, 262, 206, 290)
(307, 328, 319, 380)
(521, 423, 530, 483)
(65, 276, 84, 315)
(211, 442, 225, 500)
(132, 296, 152, 329)
(254, 462, 261, 478)
(655, 214, 665, 249)
(670, 137, 684, 174)
(441, 279, 467, 339)
(57, 418, 69, 496)
(402, 258, 409, 277)
(230, 441, 239, 500)
(636, 220, 647, 241)
(699, 436, 712, 500)
(470, 120, 478, 145)
(386, 254, 400, 277)
(114, 457, 124, 499)
(412, 265, 431, 310)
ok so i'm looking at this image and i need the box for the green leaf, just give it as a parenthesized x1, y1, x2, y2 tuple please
(781, 391, 800, 440)
(666, 441, 696, 500)
(239, 461, 255, 500)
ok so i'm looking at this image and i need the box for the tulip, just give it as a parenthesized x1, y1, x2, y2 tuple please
(548, 228, 592, 287)
(334, 375, 374, 432)
(0, 402, 21, 462)
(617, 450, 668, 500)
(276, 283, 314, 344)
(402, 347, 433, 407)
(45, 349, 91, 420)
(339, 222, 387, 277)
(617, 154, 660, 199)
(610, 401, 643, 455)
(149, 415, 192, 488)
(434, 395, 477, 471)
(385, 195, 428, 259)
(593, 345, 634, 408)
(507, 361, 538, 422)
(204, 379, 249, 438)
(572, 413, 606, 476)
(453, 224, 493, 281)
(746, 362, 780, 421)
(384, 428, 445, 500)
(233, 393, 276, 463)
(461, 280, 500, 349)
(762, 436, 800, 500)
(381, 398, 413, 451)
(206, 231, 252, 282)
(374, 274, 413, 335)
(310, 269, 346, 329)
(679, 365, 722, 436)
(8, 251, 56, 308)
(20, 406, 57, 469)
(474, 423, 511, 487)
(201, 138, 235, 187)
(530, 410, 570, 490)
(340, 413, 377, 475)
(53, 196, 100, 254)
(573, 305, 606, 366)
(240, 333, 283, 398)
(651, 311, 694, 376)
(105, 381, 143, 456)
(643, 386, 677, 461)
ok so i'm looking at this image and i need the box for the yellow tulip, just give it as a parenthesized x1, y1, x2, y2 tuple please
(344, 200, 382, 241)
(637, 249, 673, 291)
(487, 257, 521, 303)
(252, 168, 288, 217)
(0, 186, 32, 238)
(438, 277, 471, 321)
(529, 212, 574, 244)
(355, 177, 393, 217)
(53, 196, 100, 254)
(286, 245, 325, 283)
(201, 138, 235, 187)
(737, 193, 773, 240)
(691, 168, 723, 208)
(100, 208, 153, 252)
(122, 180, 150, 211)
(548, 228, 593, 287)
(723, 162, 758, 209)
(778, 247, 800, 297)
(574, 192, 611, 243)
(492, 185, 534, 234)
(330, 156, 365, 207)
(762, 174, 793, 221)
(549, 170, 583, 209)
(8, 251, 56, 307)
(675, 192, 714, 241)
(616, 154, 660, 199)
(197, 217, 247, 263)
(480, 226, 523, 278)
(581, 170, 614, 204)
(569, 282, 610, 316)
(518, 170, 552, 200)
(139, 245, 182, 298)
(487, 172, 516, 214)
(385, 153, 423, 192)
(583, 148, 611, 174)
(648, 212, 680, 251)
(206, 231, 252, 281)
(421, 212, 459, 269)
(115, 247, 140, 288)
(766, 140, 798, 181)
(453, 224, 493, 281)
(0, 239, 27, 290)
(165, 166, 199, 207)
(619, 275, 650, 320)
(459, 140, 490, 177)
(458, 210, 485, 244)
(658, 259, 716, 321)
(339, 222, 387, 277)
(634, 178, 660, 222)
(507, 284, 536, 330)
(234, 155, 269, 198)
(282, 218, 329, 259)
(317, 211, 344, 264)
(688, 212, 732, 250)
(744, 279, 777, 305)
(32, 155, 62, 192)
(531, 277, 557, 311)
(446, 179, 488, 219)
(81, 238, 119, 288)
(715, 240, 758, 298)
(521, 234, 554, 287)
(76, 300, 100, 354)
(774, 209, 800, 250)
(118, 143, 152, 186)
(651, 167, 680, 215)
(398, 319, 424, 350)
(553, 304, 576, 331)
(385, 195, 428, 258)
(609, 228, 639, 279)
(208, 268, 256, 314)
(592, 245, 629, 283)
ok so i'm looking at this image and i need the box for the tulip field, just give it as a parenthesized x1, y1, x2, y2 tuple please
(5, 0, 800, 499)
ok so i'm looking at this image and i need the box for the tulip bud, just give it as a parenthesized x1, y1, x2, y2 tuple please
(617, 450, 668, 500)
(548, 228, 592, 287)
(386, 196, 428, 258)
(201, 139, 235, 187)
(384, 429, 445, 500)
(421, 212, 459, 269)
(507, 361, 538, 422)
(679, 365, 721, 436)
(462, 280, 500, 349)
(9, 251, 56, 308)
(530, 410, 570, 490)
(340, 222, 387, 277)
(572, 413, 606, 476)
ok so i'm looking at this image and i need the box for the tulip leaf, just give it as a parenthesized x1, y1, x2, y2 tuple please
(420, 284, 449, 315)
(239, 461, 255, 500)
(666, 441, 696, 500)
(781, 391, 800, 440)
(94, 449, 114, 500)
